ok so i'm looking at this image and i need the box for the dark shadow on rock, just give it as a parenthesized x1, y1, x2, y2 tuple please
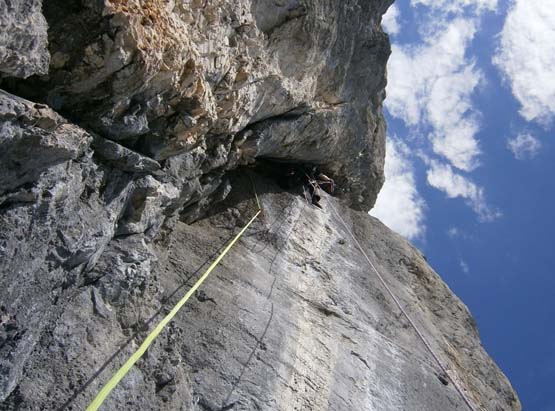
(200, 161, 315, 221)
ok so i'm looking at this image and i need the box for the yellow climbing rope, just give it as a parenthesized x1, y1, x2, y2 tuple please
(87, 175, 476, 410)
(87, 178, 261, 411)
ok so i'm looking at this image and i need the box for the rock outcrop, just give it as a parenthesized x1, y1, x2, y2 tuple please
(4, 0, 388, 209)
(0, 0, 50, 78)
(0, 1, 520, 410)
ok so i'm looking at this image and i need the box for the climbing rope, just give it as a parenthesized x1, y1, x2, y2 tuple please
(327, 200, 480, 411)
(86, 173, 480, 410)
(86, 178, 262, 411)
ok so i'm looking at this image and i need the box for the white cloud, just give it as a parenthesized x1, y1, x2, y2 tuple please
(447, 226, 473, 239)
(493, 0, 555, 125)
(371, 139, 426, 240)
(386, 19, 483, 171)
(507, 133, 542, 160)
(426, 161, 501, 221)
(411, 0, 498, 14)
(382, 4, 401, 36)
(384, 2, 503, 225)
(460, 259, 470, 274)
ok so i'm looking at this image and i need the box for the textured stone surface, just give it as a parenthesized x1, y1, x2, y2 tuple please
(0, 0, 50, 78)
(0, 90, 91, 194)
(5, 0, 390, 210)
(0, 174, 520, 410)
(0, 86, 243, 405)
(0, 1, 521, 410)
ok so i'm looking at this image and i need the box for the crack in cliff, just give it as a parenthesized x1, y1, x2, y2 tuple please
(220, 303, 275, 408)
(350, 351, 372, 371)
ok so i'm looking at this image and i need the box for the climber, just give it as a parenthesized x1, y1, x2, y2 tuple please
(316, 172, 335, 194)
(304, 176, 322, 208)
(270, 163, 334, 209)
(303, 167, 335, 209)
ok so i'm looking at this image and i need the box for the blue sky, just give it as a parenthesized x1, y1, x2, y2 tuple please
(372, 1, 555, 409)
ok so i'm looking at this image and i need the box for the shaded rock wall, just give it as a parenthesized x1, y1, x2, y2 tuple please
(5, 0, 389, 209)
(0, 0, 49, 78)
(0, 1, 521, 410)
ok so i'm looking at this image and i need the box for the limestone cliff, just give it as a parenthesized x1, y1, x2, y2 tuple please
(0, 1, 519, 410)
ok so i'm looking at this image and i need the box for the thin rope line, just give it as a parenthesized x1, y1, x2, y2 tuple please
(327, 200, 479, 411)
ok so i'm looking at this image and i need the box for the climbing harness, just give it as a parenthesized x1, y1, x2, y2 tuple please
(86, 178, 262, 411)
(327, 200, 480, 411)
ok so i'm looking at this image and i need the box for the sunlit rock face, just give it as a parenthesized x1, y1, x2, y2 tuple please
(0, 1, 520, 410)
(5, 0, 389, 209)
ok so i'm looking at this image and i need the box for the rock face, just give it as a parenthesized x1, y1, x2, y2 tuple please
(6, 0, 388, 210)
(0, 1, 520, 411)
(0, 0, 50, 78)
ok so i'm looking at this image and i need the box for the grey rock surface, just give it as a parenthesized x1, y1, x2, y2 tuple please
(0, 90, 91, 194)
(0, 174, 520, 411)
(0, 1, 521, 410)
(4, 0, 390, 210)
(0, 0, 50, 78)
